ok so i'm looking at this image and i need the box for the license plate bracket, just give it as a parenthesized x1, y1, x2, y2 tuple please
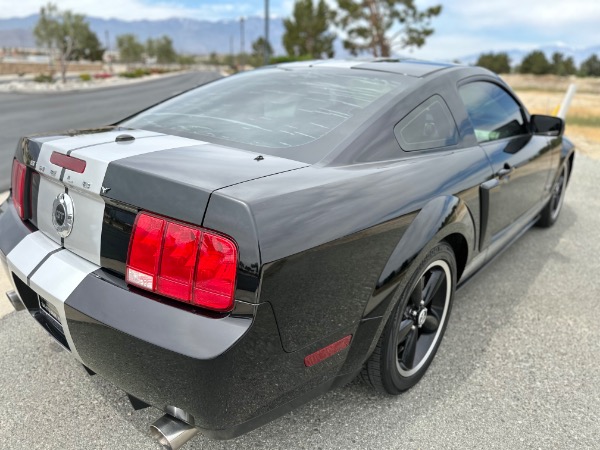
(39, 296, 64, 333)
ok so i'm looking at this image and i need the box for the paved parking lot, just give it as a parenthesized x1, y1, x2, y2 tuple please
(0, 154, 598, 449)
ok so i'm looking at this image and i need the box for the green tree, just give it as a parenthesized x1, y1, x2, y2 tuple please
(519, 50, 551, 75)
(116, 34, 144, 65)
(69, 26, 104, 61)
(283, 0, 336, 59)
(579, 54, 600, 77)
(154, 36, 177, 64)
(33, 3, 101, 82)
(550, 52, 576, 76)
(146, 38, 156, 58)
(336, 0, 442, 57)
(251, 37, 273, 66)
(476, 52, 511, 74)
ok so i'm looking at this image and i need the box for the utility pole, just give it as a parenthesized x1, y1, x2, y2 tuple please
(230, 35, 234, 70)
(105, 30, 113, 73)
(264, 0, 270, 65)
(240, 17, 245, 71)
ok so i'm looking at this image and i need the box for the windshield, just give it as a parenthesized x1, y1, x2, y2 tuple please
(122, 68, 410, 162)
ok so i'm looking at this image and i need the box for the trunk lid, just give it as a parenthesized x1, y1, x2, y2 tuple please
(21, 128, 307, 269)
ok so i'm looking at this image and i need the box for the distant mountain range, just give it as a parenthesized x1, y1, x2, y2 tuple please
(0, 14, 286, 55)
(0, 14, 598, 65)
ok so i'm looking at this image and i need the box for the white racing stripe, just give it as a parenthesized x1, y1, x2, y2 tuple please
(64, 134, 204, 195)
(5, 130, 207, 364)
(33, 129, 161, 183)
(6, 231, 61, 283)
(5, 230, 92, 361)
(33, 131, 207, 266)
(63, 188, 104, 265)
(29, 250, 98, 363)
(36, 176, 66, 245)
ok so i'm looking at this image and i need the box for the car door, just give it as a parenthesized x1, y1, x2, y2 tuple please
(458, 80, 554, 247)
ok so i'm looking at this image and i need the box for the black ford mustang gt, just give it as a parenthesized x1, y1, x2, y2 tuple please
(0, 60, 573, 447)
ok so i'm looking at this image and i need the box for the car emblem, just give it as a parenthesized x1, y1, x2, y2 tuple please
(417, 309, 428, 328)
(52, 193, 75, 238)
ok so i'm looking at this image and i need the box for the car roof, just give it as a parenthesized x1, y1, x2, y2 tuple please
(273, 58, 458, 78)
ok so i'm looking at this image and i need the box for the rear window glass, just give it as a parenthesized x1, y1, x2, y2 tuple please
(394, 95, 458, 151)
(122, 68, 407, 157)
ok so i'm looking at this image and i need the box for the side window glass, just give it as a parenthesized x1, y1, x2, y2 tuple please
(394, 95, 459, 152)
(459, 82, 528, 143)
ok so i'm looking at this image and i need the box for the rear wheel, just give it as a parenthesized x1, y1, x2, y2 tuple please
(362, 242, 456, 394)
(537, 163, 568, 228)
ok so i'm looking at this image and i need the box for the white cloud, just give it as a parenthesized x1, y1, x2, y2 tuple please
(412, 0, 600, 60)
(0, 0, 257, 21)
(443, 0, 600, 30)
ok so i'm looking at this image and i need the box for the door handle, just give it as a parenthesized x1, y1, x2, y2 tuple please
(497, 163, 514, 178)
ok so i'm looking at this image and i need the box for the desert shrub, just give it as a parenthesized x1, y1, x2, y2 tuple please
(119, 68, 151, 78)
(33, 73, 54, 83)
(79, 73, 91, 81)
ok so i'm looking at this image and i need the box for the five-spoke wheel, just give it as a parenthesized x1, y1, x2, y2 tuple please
(396, 260, 451, 377)
(362, 242, 456, 394)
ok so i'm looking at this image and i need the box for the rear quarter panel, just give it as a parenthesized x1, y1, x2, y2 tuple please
(211, 146, 492, 353)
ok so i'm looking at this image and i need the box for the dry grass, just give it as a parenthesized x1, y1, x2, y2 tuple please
(504, 75, 600, 159)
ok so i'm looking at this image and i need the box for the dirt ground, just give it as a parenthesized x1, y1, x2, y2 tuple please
(503, 74, 600, 159)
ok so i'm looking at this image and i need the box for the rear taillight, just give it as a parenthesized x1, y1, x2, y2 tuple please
(11, 160, 27, 220)
(126, 212, 238, 312)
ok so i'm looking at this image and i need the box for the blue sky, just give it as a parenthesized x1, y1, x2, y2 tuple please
(2, 0, 600, 59)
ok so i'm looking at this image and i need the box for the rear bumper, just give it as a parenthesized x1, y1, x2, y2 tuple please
(0, 197, 355, 438)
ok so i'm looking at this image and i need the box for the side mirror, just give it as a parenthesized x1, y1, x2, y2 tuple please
(531, 114, 564, 137)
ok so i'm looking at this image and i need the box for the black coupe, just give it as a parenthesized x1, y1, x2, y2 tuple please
(0, 59, 573, 448)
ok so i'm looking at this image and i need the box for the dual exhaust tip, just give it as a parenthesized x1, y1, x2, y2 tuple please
(150, 415, 199, 450)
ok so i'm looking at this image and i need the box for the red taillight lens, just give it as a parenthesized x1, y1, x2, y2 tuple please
(193, 232, 238, 311)
(126, 212, 238, 312)
(126, 214, 165, 290)
(157, 223, 200, 302)
(11, 160, 27, 220)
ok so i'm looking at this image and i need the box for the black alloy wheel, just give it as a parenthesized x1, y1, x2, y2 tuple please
(362, 242, 456, 394)
(538, 162, 569, 228)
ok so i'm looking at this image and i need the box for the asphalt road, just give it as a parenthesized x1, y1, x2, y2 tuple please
(0, 71, 221, 191)
(0, 154, 598, 449)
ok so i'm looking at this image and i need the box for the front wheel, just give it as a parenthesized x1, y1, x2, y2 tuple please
(362, 242, 456, 394)
(537, 162, 569, 228)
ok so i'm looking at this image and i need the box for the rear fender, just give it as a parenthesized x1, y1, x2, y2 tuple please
(366, 195, 474, 319)
(338, 196, 474, 375)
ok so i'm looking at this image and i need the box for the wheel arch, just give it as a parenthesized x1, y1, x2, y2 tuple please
(561, 137, 576, 182)
(338, 195, 474, 377)
(365, 195, 475, 319)
(443, 232, 468, 283)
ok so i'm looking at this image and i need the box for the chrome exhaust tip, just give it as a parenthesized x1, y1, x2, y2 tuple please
(6, 290, 25, 312)
(150, 415, 199, 450)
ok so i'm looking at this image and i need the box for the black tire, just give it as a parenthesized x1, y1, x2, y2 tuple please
(362, 242, 456, 395)
(537, 162, 569, 228)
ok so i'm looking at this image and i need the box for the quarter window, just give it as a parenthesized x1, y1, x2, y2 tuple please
(394, 95, 459, 152)
(459, 82, 528, 143)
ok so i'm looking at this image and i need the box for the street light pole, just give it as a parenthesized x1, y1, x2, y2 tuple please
(264, 0, 270, 65)
(240, 17, 245, 71)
